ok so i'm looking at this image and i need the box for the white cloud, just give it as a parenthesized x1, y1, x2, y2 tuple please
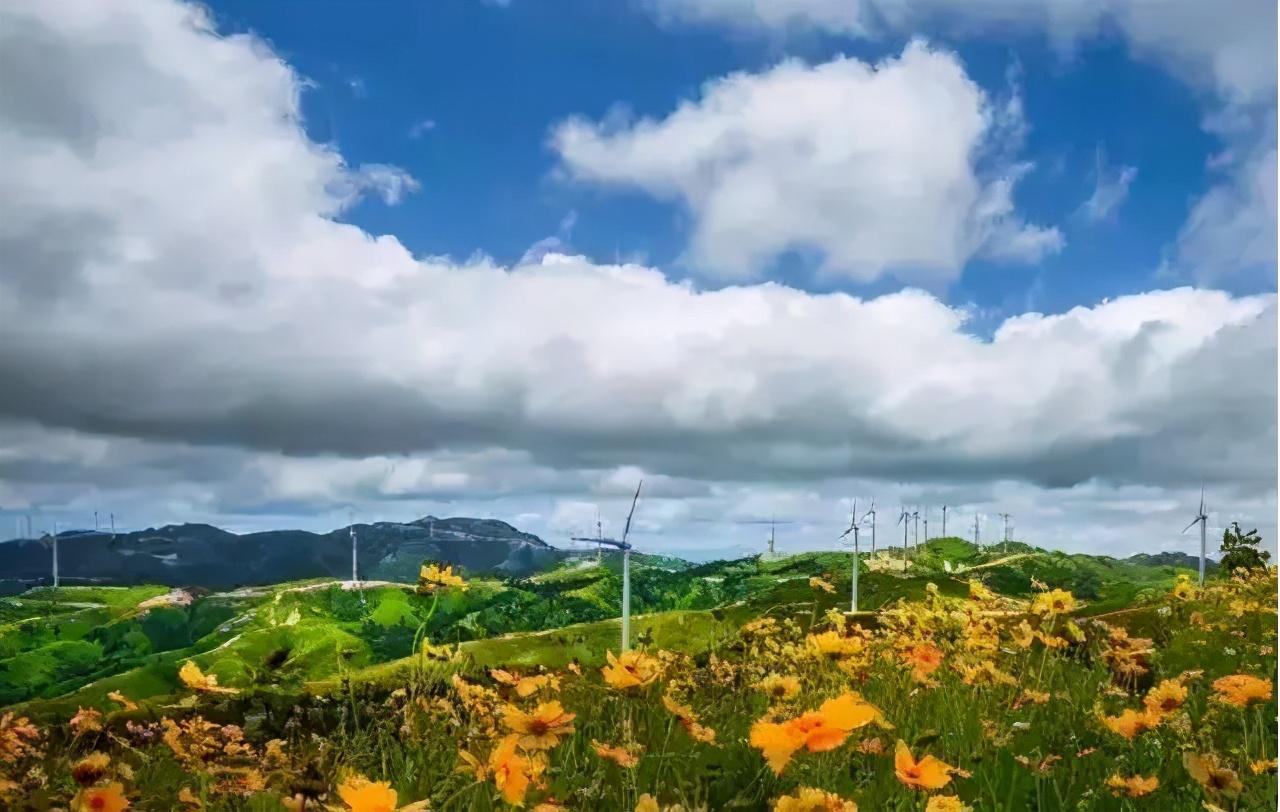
(646, 0, 1276, 103)
(553, 42, 1062, 283)
(0, 0, 1273, 557)
(408, 118, 436, 138)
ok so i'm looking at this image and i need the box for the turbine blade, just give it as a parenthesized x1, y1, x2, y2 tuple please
(1181, 517, 1200, 534)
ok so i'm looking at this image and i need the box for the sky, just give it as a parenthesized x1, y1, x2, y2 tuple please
(0, 0, 1275, 561)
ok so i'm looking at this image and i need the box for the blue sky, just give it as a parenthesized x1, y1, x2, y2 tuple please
(209, 0, 1233, 317)
(0, 0, 1274, 559)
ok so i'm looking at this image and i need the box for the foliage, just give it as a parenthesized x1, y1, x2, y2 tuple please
(1219, 522, 1270, 573)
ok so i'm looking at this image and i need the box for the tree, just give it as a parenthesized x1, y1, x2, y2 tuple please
(1218, 522, 1270, 572)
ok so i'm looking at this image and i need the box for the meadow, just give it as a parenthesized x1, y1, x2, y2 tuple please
(0, 543, 1275, 810)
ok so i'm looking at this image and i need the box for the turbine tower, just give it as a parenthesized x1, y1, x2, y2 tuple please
(912, 507, 920, 547)
(941, 505, 948, 538)
(972, 514, 980, 549)
(896, 507, 910, 572)
(838, 499, 861, 612)
(573, 480, 643, 651)
(922, 506, 929, 543)
(1182, 487, 1209, 585)
(350, 522, 359, 585)
(998, 512, 1011, 550)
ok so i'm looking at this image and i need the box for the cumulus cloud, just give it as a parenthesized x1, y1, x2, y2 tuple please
(644, 0, 1277, 281)
(646, 0, 1276, 103)
(553, 42, 1062, 282)
(0, 0, 1273, 556)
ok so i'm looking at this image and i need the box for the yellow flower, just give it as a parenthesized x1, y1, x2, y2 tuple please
(1250, 758, 1277, 774)
(72, 783, 130, 812)
(418, 563, 467, 592)
(662, 693, 717, 743)
(1099, 708, 1161, 740)
(1211, 674, 1272, 707)
(177, 787, 202, 808)
(1011, 620, 1036, 648)
(967, 580, 996, 602)
(805, 631, 864, 660)
(809, 576, 836, 594)
(957, 660, 1017, 687)
(772, 786, 858, 811)
(71, 751, 111, 786)
(489, 735, 534, 807)
(1183, 752, 1242, 797)
(601, 650, 662, 690)
(503, 701, 576, 750)
(337, 776, 397, 812)
(107, 691, 138, 711)
(1170, 577, 1197, 601)
(894, 739, 955, 790)
(592, 739, 641, 768)
(335, 775, 430, 812)
(1030, 589, 1076, 616)
(750, 693, 886, 774)
(1019, 689, 1050, 706)
(1106, 774, 1159, 797)
(635, 795, 660, 812)
(178, 661, 238, 695)
(925, 796, 972, 812)
(1143, 679, 1188, 715)
(754, 674, 802, 702)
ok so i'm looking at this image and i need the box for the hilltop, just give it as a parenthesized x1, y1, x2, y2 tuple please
(0, 536, 1205, 714)
(0, 516, 560, 594)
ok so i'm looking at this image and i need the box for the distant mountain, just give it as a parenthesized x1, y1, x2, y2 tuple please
(0, 516, 561, 593)
(1126, 551, 1218, 572)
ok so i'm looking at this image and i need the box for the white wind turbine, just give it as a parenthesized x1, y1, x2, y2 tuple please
(1182, 487, 1209, 585)
(573, 480, 643, 651)
(838, 499, 862, 612)
(861, 498, 877, 558)
(896, 507, 911, 572)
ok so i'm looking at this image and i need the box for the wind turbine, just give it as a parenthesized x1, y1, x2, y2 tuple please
(998, 512, 1011, 551)
(1182, 487, 1209, 585)
(896, 507, 910, 572)
(972, 514, 980, 549)
(922, 506, 929, 544)
(942, 504, 948, 538)
(861, 498, 877, 557)
(573, 480, 643, 651)
(838, 499, 862, 612)
(912, 507, 920, 548)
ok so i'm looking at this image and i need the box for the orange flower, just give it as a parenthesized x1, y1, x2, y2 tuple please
(902, 642, 943, 681)
(491, 669, 559, 698)
(1183, 752, 1243, 797)
(1211, 674, 1273, 707)
(805, 631, 864, 660)
(591, 739, 641, 768)
(1250, 758, 1277, 774)
(489, 735, 534, 807)
(503, 701, 576, 750)
(894, 740, 954, 791)
(69, 707, 104, 733)
(1099, 708, 1161, 740)
(1106, 773, 1159, 798)
(106, 691, 138, 711)
(1143, 679, 1188, 715)
(601, 650, 662, 690)
(772, 786, 858, 811)
(750, 693, 886, 774)
(71, 782, 130, 812)
(178, 662, 238, 695)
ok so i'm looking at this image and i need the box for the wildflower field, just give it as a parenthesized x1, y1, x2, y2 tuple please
(1, 552, 1275, 810)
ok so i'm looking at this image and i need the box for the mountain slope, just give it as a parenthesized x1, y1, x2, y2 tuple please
(0, 516, 559, 593)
